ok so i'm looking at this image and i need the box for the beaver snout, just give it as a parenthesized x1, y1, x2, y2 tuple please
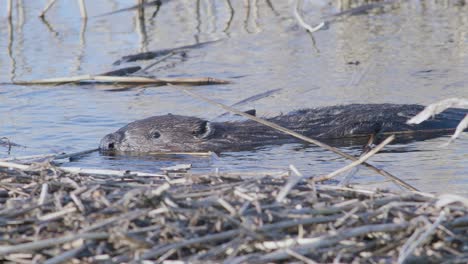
(99, 132, 123, 151)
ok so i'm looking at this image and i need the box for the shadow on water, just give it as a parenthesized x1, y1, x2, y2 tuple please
(0, 0, 467, 194)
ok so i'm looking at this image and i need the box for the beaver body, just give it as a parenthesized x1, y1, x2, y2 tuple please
(100, 104, 467, 153)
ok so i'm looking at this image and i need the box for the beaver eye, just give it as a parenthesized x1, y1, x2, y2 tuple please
(152, 132, 161, 139)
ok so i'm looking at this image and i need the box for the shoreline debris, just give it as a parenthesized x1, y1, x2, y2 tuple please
(0, 160, 466, 263)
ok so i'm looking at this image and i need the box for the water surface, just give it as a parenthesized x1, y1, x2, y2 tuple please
(0, 0, 467, 194)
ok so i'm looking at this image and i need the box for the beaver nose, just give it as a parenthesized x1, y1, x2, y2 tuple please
(99, 132, 122, 151)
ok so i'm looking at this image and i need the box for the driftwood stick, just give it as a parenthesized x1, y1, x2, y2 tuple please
(176, 87, 418, 191)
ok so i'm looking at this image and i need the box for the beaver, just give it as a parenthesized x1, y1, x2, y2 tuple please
(99, 104, 467, 153)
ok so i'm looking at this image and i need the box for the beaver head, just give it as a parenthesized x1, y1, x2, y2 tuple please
(100, 114, 215, 153)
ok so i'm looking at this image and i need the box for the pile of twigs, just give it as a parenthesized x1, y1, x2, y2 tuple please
(1, 162, 467, 263)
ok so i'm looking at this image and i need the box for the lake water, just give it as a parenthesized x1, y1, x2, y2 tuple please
(0, 0, 467, 194)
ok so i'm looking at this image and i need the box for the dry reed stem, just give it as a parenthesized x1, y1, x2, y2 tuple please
(175, 86, 417, 191)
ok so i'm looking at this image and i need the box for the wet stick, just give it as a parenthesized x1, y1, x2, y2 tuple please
(12, 75, 230, 86)
(0, 160, 165, 177)
(1, 148, 98, 163)
(174, 86, 418, 191)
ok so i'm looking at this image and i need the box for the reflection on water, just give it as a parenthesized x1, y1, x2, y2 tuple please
(0, 0, 467, 194)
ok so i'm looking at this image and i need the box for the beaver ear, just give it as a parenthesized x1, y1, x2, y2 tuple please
(193, 121, 214, 139)
(244, 109, 256, 116)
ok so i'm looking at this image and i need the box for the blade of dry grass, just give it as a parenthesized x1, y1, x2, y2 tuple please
(175, 86, 417, 191)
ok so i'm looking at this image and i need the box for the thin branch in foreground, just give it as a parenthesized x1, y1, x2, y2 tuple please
(174, 85, 417, 191)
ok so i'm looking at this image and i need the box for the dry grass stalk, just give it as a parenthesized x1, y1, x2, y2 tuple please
(176, 86, 417, 191)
